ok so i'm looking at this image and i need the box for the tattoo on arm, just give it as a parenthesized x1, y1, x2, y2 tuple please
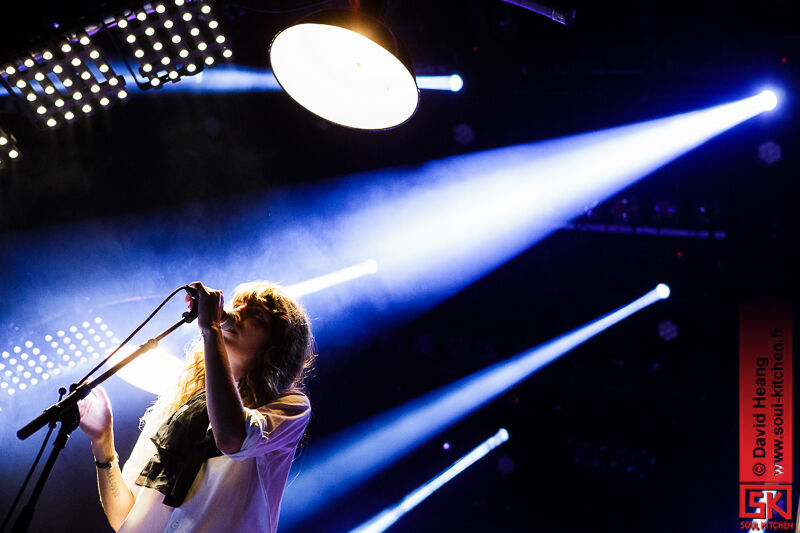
(107, 469, 121, 498)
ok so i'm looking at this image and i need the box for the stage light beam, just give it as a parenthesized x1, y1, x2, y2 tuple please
(280, 285, 670, 528)
(0, 91, 774, 411)
(350, 428, 509, 533)
(286, 259, 378, 298)
(757, 89, 778, 111)
(415, 74, 463, 92)
(106, 345, 184, 396)
(655, 283, 670, 299)
(100, 260, 379, 394)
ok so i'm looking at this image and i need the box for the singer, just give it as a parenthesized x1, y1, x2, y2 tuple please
(77, 281, 315, 532)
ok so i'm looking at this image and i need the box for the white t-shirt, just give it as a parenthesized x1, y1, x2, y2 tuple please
(119, 390, 310, 533)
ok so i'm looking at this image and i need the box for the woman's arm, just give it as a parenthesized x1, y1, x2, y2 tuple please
(92, 433, 135, 531)
(78, 386, 135, 531)
(188, 281, 247, 455)
(201, 323, 247, 454)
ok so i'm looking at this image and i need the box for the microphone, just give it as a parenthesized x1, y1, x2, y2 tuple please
(219, 309, 239, 331)
(185, 286, 239, 330)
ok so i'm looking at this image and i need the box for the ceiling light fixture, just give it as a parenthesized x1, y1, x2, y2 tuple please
(269, 9, 418, 130)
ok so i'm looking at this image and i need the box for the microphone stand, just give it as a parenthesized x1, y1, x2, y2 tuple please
(8, 308, 197, 533)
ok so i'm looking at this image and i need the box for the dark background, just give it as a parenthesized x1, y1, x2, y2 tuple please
(0, 0, 797, 532)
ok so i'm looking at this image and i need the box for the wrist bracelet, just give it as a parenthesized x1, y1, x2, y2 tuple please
(95, 452, 118, 469)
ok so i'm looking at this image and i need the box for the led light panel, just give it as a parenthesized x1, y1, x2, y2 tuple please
(0, 34, 126, 128)
(113, 0, 232, 89)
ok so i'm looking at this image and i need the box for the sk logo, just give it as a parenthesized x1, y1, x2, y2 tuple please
(739, 485, 793, 520)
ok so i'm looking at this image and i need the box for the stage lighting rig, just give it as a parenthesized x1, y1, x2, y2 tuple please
(0, 34, 127, 129)
(112, 0, 232, 90)
(0, 128, 21, 168)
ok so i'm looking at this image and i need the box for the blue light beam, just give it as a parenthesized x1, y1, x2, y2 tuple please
(416, 74, 463, 92)
(145, 69, 464, 94)
(0, 67, 465, 95)
(0, 92, 773, 365)
(757, 89, 778, 111)
(350, 428, 509, 533)
(286, 259, 378, 298)
(281, 90, 777, 325)
(280, 284, 670, 527)
(103, 259, 379, 395)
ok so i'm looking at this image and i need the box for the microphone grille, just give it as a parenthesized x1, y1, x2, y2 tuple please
(220, 310, 238, 330)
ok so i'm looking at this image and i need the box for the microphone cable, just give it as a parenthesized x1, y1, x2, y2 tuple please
(77, 284, 194, 387)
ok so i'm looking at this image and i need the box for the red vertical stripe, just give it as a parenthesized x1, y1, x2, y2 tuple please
(739, 303, 793, 485)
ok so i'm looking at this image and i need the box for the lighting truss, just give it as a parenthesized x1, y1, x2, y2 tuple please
(0, 127, 21, 167)
(0, 34, 128, 129)
(112, 0, 232, 90)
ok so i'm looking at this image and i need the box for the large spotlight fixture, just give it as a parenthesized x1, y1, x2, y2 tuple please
(0, 127, 21, 168)
(113, 0, 232, 89)
(0, 34, 127, 128)
(269, 9, 419, 130)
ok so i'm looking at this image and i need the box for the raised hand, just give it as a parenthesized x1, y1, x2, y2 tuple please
(78, 384, 114, 447)
(186, 281, 224, 330)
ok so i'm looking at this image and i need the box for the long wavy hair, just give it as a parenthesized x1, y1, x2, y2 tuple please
(142, 281, 315, 428)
